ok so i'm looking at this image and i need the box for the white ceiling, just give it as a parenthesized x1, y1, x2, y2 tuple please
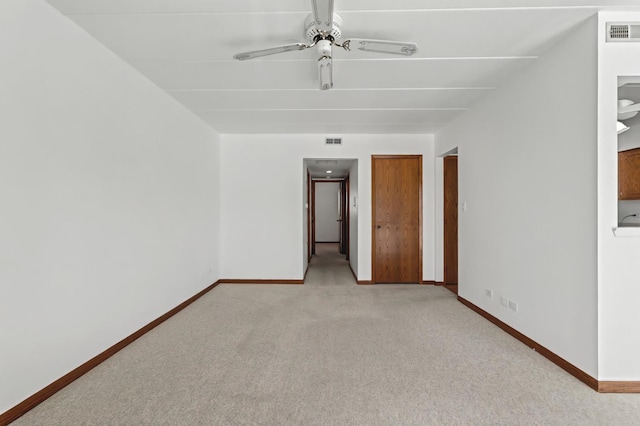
(306, 158, 355, 178)
(46, 0, 640, 134)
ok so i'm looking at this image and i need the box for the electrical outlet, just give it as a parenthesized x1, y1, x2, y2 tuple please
(500, 296, 509, 307)
(508, 300, 518, 312)
(485, 289, 493, 298)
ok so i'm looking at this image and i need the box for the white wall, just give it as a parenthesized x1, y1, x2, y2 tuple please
(220, 134, 434, 281)
(435, 17, 599, 376)
(597, 11, 640, 380)
(349, 162, 359, 275)
(0, 0, 220, 412)
(314, 182, 340, 242)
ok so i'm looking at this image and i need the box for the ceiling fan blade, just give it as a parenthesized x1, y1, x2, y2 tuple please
(233, 43, 308, 61)
(318, 55, 333, 91)
(310, 0, 335, 34)
(618, 99, 640, 120)
(618, 103, 640, 115)
(342, 39, 418, 56)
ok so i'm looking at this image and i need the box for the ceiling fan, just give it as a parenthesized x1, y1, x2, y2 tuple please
(618, 99, 640, 121)
(618, 99, 640, 134)
(232, 0, 418, 90)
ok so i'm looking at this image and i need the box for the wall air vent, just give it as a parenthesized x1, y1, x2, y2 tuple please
(606, 23, 640, 42)
(325, 137, 342, 145)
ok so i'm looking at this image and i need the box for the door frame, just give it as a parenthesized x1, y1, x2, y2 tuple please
(307, 170, 312, 263)
(311, 179, 316, 255)
(371, 155, 423, 284)
(311, 178, 348, 256)
(344, 175, 350, 261)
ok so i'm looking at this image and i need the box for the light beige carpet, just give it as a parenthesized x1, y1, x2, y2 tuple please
(13, 244, 640, 425)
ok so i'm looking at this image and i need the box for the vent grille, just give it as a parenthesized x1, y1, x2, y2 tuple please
(607, 23, 640, 42)
(610, 24, 629, 39)
(325, 137, 342, 145)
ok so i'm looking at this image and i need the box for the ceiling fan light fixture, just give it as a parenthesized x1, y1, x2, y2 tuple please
(316, 39, 332, 57)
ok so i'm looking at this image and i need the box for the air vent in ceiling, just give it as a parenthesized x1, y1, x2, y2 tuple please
(606, 23, 640, 42)
(325, 137, 342, 145)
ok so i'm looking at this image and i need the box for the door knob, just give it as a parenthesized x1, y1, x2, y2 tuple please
(376, 225, 382, 229)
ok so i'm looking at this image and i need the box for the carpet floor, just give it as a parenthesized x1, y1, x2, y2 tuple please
(13, 244, 640, 425)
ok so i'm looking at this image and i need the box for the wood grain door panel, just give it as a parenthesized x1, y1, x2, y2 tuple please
(443, 156, 458, 285)
(619, 148, 640, 200)
(372, 155, 422, 283)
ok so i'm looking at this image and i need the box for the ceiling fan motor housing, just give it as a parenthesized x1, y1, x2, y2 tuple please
(305, 13, 343, 40)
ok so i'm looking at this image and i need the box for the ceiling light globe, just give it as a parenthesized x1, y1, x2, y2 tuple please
(317, 39, 332, 57)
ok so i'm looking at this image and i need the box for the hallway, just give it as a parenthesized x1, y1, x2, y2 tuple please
(304, 243, 355, 287)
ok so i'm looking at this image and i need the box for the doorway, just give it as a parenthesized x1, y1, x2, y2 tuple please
(371, 155, 422, 283)
(313, 180, 343, 247)
(339, 176, 349, 259)
(304, 159, 357, 279)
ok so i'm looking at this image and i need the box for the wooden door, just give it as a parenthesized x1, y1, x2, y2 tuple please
(619, 147, 640, 200)
(372, 155, 422, 283)
(443, 156, 458, 285)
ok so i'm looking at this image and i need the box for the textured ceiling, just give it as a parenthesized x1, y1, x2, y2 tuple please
(46, 0, 640, 134)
